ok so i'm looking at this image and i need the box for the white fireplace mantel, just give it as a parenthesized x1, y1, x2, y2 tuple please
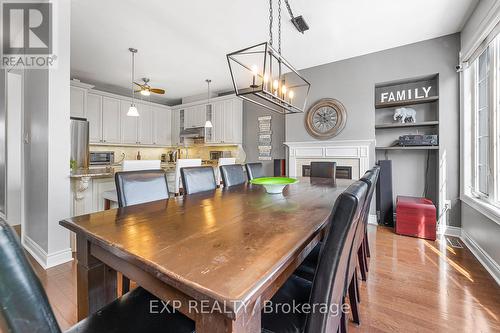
(284, 140, 375, 178)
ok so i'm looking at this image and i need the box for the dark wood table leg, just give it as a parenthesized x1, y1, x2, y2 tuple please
(76, 234, 117, 320)
(195, 301, 261, 333)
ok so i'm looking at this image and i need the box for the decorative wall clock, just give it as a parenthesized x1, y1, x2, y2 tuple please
(305, 98, 347, 140)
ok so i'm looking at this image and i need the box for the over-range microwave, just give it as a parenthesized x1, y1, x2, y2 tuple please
(89, 151, 114, 165)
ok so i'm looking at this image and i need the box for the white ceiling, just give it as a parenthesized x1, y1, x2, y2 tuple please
(71, 0, 478, 104)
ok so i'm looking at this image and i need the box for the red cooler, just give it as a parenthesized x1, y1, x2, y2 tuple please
(396, 196, 436, 240)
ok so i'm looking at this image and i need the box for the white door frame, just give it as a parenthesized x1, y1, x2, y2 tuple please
(5, 68, 25, 233)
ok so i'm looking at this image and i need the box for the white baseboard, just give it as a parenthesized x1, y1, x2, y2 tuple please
(368, 214, 378, 226)
(437, 225, 462, 237)
(461, 229, 500, 286)
(22, 235, 73, 269)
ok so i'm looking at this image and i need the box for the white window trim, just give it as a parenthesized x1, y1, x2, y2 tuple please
(461, 193, 500, 226)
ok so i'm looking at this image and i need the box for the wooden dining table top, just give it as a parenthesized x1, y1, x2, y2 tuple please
(60, 177, 352, 317)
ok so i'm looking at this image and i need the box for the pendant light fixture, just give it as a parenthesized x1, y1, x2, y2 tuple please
(127, 47, 139, 117)
(205, 79, 213, 128)
(227, 0, 310, 114)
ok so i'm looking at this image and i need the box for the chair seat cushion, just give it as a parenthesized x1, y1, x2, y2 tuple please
(261, 275, 312, 333)
(66, 287, 194, 333)
(294, 243, 321, 281)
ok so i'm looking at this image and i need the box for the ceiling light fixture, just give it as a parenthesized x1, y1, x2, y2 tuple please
(226, 0, 310, 114)
(205, 79, 213, 128)
(127, 48, 140, 117)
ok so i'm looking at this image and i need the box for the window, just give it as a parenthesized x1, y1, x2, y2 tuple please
(467, 35, 500, 206)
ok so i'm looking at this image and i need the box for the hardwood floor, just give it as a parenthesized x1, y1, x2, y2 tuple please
(25, 225, 500, 332)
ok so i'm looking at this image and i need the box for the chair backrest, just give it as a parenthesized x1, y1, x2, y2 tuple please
(175, 159, 202, 194)
(245, 162, 264, 180)
(115, 170, 169, 207)
(0, 219, 61, 333)
(180, 166, 217, 195)
(122, 160, 161, 171)
(305, 180, 368, 333)
(216, 158, 236, 184)
(220, 164, 246, 187)
(310, 162, 337, 179)
(355, 166, 381, 249)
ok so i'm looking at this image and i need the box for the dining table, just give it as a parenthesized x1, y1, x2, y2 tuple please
(60, 177, 353, 333)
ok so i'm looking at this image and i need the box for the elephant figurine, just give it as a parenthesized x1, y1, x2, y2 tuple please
(393, 107, 416, 123)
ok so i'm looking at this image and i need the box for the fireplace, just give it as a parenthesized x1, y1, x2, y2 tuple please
(302, 165, 353, 179)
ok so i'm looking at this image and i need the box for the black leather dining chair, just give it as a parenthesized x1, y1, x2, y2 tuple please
(115, 170, 170, 293)
(261, 181, 368, 333)
(245, 162, 264, 180)
(220, 164, 246, 187)
(115, 170, 170, 207)
(180, 166, 217, 194)
(0, 218, 195, 333)
(310, 161, 337, 179)
(357, 166, 380, 281)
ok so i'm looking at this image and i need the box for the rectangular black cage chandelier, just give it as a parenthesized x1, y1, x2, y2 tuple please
(227, 42, 310, 114)
(226, 0, 311, 115)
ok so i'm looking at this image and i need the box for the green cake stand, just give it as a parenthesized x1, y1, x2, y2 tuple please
(250, 177, 299, 194)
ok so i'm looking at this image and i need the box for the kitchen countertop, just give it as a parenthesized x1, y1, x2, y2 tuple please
(70, 160, 219, 179)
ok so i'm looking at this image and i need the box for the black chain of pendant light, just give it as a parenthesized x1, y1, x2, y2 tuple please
(268, 0, 283, 54)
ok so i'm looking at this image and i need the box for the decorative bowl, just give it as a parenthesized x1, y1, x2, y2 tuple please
(250, 177, 299, 194)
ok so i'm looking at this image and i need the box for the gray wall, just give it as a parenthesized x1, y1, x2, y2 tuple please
(242, 101, 285, 176)
(284, 34, 461, 226)
(461, 203, 500, 267)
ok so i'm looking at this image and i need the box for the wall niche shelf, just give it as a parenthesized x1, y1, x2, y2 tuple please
(375, 146, 439, 150)
(375, 121, 439, 129)
(374, 73, 440, 224)
(375, 96, 439, 109)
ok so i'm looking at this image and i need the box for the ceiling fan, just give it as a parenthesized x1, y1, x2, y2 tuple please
(134, 78, 165, 96)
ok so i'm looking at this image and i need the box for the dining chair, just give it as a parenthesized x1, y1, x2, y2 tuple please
(180, 166, 217, 194)
(310, 161, 337, 179)
(115, 170, 170, 207)
(0, 218, 195, 333)
(220, 164, 246, 187)
(216, 157, 236, 185)
(174, 159, 202, 195)
(357, 166, 380, 281)
(261, 180, 368, 333)
(245, 162, 264, 180)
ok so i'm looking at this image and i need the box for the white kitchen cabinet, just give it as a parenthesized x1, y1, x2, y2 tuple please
(120, 101, 139, 144)
(210, 98, 243, 144)
(137, 103, 154, 145)
(171, 110, 180, 146)
(183, 105, 206, 128)
(153, 106, 172, 146)
(101, 97, 121, 143)
(86, 93, 102, 143)
(70, 86, 86, 118)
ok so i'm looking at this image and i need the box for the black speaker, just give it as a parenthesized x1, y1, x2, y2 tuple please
(376, 160, 394, 227)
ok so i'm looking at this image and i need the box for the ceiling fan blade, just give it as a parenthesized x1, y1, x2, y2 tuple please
(133, 82, 144, 88)
(134, 89, 142, 93)
(150, 88, 165, 94)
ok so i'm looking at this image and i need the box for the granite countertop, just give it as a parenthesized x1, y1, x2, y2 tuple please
(70, 160, 218, 179)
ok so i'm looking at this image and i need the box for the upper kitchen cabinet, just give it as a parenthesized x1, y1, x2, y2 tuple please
(153, 106, 172, 146)
(101, 97, 121, 143)
(137, 103, 154, 145)
(173, 95, 243, 145)
(86, 93, 103, 143)
(70, 86, 86, 118)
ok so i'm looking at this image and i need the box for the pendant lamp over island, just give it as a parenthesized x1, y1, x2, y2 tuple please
(226, 0, 310, 114)
(127, 47, 140, 117)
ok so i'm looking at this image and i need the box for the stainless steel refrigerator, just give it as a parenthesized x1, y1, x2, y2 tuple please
(70, 117, 89, 170)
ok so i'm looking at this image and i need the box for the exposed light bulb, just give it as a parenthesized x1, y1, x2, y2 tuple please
(282, 85, 287, 95)
(263, 73, 269, 82)
(273, 80, 279, 90)
(288, 90, 295, 100)
(127, 104, 139, 117)
(251, 64, 259, 75)
(141, 89, 151, 96)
